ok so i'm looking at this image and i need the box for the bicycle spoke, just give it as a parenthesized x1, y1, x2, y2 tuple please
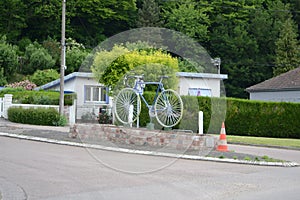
(154, 89, 183, 128)
(114, 88, 141, 124)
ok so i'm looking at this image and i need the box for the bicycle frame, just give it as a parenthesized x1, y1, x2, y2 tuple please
(115, 75, 183, 128)
(133, 79, 165, 110)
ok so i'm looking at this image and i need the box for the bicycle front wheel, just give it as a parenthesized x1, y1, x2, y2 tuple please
(114, 88, 141, 125)
(154, 89, 183, 128)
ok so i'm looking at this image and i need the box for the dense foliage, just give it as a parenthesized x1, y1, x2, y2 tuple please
(7, 107, 66, 126)
(29, 69, 60, 86)
(94, 47, 179, 90)
(0, 0, 300, 98)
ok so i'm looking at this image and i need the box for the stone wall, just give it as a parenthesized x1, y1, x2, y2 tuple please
(70, 124, 217, 151)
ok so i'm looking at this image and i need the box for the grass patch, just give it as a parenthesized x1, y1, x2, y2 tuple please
(226, 135, 300, 149)
(244, 156, 251, 161)
(261, 155, 284, 162)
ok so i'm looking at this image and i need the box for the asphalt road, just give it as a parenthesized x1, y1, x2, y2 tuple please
(0, 136, 300, 200)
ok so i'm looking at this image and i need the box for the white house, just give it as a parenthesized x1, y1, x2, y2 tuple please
(176, 72, 228, 97)
(246, 67, 300, 102)
(38, 71, 228, 121)
(37, 72, 110, 121)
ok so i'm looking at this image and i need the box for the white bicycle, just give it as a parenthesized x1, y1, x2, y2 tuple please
(114, 75, 183, 128)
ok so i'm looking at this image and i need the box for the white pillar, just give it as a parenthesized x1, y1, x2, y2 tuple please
(198, 111, 203, 135)
(3, 94, 13, 119)
(69, 99, 76, 125)
(128, 104, 134, 128)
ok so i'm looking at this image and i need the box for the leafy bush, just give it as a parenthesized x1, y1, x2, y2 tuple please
(65, 38, 89, 74)
(98, 105, 113, 124)
(0, 36, 18, 81)
(22, 41, 55, 75)
(101, 50, 179, 90)
(52, 115, 68, 126)
(29, 69, 59, 86)
(92, 43, 179, 92)
(8, 107, 64, 126)
(0, 88, 76, 105)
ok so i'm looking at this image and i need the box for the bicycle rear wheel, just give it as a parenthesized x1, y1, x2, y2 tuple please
(114, 88, 141, 124)
(154, 89, 183, 128)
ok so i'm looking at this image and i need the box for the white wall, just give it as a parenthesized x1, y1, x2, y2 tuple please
(178, 77, 221, 97)
(50, 76, 103, 106)
(250, 90, 300, 102)
(47, 76, 111, 120)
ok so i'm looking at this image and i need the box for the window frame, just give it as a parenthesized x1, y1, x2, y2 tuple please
(188, 88, 212, 97)
(84, 85, 107, 103)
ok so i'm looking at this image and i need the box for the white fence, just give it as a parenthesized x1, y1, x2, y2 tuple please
(0, 97, 3, 118)
(1, 94, 75, 125)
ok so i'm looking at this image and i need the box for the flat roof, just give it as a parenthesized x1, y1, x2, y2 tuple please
(176, 72, 228, 79)
(36, 72, 95, 90)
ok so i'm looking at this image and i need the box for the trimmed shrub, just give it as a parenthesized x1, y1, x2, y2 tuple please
(196, 96, 300, 138)
(7, 107, 63, 126)
(225, 98, 300, 138)
(0, 88, 76, 105)
(127, 93, 300, 138)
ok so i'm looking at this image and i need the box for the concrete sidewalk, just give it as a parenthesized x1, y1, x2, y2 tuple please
(0, 118, 69, 132)
(0, 118, 299, 167)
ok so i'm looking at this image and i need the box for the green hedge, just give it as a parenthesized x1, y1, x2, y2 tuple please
(196, 97, 300, 138)
(7, 107, 62, 126)
(135, 93, 300, 138)
(0, 88, 76, 105)
(225, 98, 300, 138)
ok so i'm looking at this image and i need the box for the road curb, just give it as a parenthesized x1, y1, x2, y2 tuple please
(0, 132, 299, 167)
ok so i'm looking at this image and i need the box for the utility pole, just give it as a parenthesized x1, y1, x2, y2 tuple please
(59, 0, 66, 115)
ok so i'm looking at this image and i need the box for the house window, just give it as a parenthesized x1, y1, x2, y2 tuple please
(85, 85, 107, 102)
(188, 88, 212, 97)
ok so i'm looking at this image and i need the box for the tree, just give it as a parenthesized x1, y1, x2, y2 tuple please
(208, 0, 260, 98)
(91, 45, 130, 82)
(136, 0, 162, 27)
(162, 0, 211, 44)
(65, 38, 89, 74)
(21, 0, 62, 42)
(71, 0, 137, 46)
(22, 42, 55, 75)
(0, 68, 7, 86)
(0, 36, 19, 82)
(0, 0, 26, 43)
(273, 18, 300, 76)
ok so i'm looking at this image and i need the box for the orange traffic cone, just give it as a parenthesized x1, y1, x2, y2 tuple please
(217, 122, 228, 152)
